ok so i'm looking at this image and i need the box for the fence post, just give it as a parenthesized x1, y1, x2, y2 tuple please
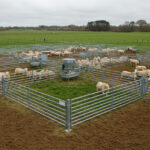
(27, 88, 31, 108)
(135, 80, 138, 93)
(65, 99, 72, 132)
(111, 87, 114, 110)
(144, 78, 148, 96)
(32, 70, 34, 83)
(140, 76, 146, 98)
(102, 69, 105, 82)
(1, 75, 6, 97)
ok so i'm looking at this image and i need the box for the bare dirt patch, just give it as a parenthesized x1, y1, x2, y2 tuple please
(110, 64, 150, 72)
(0, 97, 150, 150)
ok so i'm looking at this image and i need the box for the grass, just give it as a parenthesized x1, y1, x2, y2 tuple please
(0, 31, 150, 51)
(30, 79, 97, 100)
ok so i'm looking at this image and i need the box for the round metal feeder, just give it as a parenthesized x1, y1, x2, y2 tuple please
(61, 58, 80, 79)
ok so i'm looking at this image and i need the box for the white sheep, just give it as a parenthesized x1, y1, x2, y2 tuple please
(33, 70, 56, 79)
(130, 59, 139, 66)
(62, 50, 72, 56)
(119, 56, 128, 63)
(88, 48, 99, 52)
(121, 71, 137, 80)
(15, 68, 28, 74)
(50, 51, 63, 57)
(135, 66, 147, 71)
(118, 50, 125, 55)
(96, 82, 110, 95)
(93, 56, 101, 62)
(136, 70, 150, 77)
(100, 57, 110, 66)
(80, 47, 86, 52)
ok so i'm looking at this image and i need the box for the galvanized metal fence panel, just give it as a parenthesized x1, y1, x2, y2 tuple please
(0, 72, 149, 131)
(80, 68, 135, 87)
(0, 56, 28, 72)
(5, 80, 66, 126)
(145, 78, 150, 96)
(71, 80, 142, 127)
(8, 66, 61, 86)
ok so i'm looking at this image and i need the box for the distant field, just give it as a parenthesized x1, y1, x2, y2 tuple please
(0, 31, 150, 48)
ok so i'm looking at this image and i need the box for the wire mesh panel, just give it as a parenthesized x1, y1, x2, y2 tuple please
(71, 80, 141, 127)
(5, 80, 66, 126)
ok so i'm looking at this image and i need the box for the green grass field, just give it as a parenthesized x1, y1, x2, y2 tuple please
(30, 79, 96, 100)
(0, 31, 150, 49)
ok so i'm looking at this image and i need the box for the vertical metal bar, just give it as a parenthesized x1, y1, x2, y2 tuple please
(140, 76, 145, 98)
(111, 87, 114, 110)
(135, 80, 138, 93)
(27, 87, 31, 108)
(1, 75, 6, 97)
(102, 69, 104, 82)
(32, 70, 34, 83)
(65, 99, 72, 132)
(143, 77, 147, 96)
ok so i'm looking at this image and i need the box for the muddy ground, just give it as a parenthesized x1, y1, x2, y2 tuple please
(110, 64, 150, 72)
(0, 97, 150, 150)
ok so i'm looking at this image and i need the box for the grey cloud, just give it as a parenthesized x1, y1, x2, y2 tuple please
(0, 0, 149, 26)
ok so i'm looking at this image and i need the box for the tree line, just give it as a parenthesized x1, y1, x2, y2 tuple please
(0, 19, 150, 32)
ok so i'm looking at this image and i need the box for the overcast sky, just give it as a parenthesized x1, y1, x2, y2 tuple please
(0, 0, 149, 26)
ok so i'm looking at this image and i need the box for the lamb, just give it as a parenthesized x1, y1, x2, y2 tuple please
(35, 51, 42, 56)
(40, 70, 55, 76)
(121, 71, 137, 80)
(96, 82, 110, 95)
(78, 59, 90, 67)
(88, 48, 99, 52)
(22, 51, 34, 56)
(32, 70, 56, 79)
(126, 47, 136, 53)
(118, 50, 125, 55)
(119, 56, 128, 63)
(136, 70, 150, 77)
(50, 51, 63, 57)
(101, 48, 116, 55)
(81, 47, 86, 52)
(100, 57, 110, 66)
(93, 56, 101, 62)
(15, 68, 28, 74)
(66, 46, 86, 53)
(135, 66, 147, 71)
(129, 59, 139, 66)
(28, 50, 34, 54)
(62, 50, 72, 56)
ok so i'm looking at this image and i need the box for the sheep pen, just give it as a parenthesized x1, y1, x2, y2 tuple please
(0, 46, 150, 131)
